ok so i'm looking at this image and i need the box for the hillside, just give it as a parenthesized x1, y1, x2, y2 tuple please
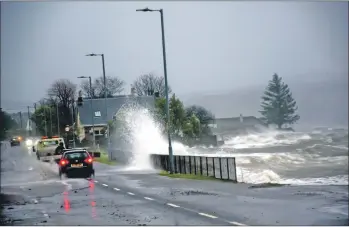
(182, 74, 348, 129)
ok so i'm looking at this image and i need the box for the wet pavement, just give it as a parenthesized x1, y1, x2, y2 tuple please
(1, 142, 348, 225)
(0, 143, 229, 225)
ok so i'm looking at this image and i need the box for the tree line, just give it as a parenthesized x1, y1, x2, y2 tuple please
(28, 73, 215, 138)
(8, 72, 299, 138)
(0, 109, 19, 140)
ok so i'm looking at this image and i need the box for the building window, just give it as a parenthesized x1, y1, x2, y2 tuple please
(94, 111, 101, 117)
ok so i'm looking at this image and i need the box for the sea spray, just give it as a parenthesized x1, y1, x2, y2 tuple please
(109, 104, 348, 185)
(112, 103, 189, 171)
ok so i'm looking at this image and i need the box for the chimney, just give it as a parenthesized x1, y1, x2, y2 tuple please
(240, 114, 243, 123)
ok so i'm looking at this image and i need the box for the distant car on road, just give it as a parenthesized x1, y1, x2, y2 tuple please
(10, 136, 21, 146)
(58, 149, 95, 179)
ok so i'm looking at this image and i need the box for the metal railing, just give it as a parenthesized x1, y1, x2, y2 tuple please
(150, 154, 238, 182)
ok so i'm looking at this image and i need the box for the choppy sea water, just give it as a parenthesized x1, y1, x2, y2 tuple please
(187, 127, 348, 185)
(110, 105, 348, 186)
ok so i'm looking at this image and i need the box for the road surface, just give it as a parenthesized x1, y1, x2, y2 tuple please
(1, 142, 348, 225)
(0, 143, 236, 225)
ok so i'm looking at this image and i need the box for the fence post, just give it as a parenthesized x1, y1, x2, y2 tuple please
(206, 157, 209, 176)
(227, 158, 230, 180)
(189, 156, 192, 174)
(233, 157, 238, 182)
(200, 157, 203, 175)
(174, 155, 177, 173)
(194, 156, 197, 175)
(184, 156, 187, 174)
(179, 156, 182, 174)
(213, 157, 216, 178)
(219, 158, 223, 179)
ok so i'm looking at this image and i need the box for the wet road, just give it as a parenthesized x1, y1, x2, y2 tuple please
(1, 142, 348, 225)
(0, 143, 231, 225)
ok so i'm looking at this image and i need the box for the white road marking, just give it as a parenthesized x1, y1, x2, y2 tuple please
(113, 188, 120, 191)
(28, 167, 33, 171)
(41, 211, 49, 218)
(229, 221, 246, 226)
(102, 184, 108, 187)
(94, 180, 98, 183)
(144, 197, 154, 201)
(167, 203, 180, 208)
(198, 213, 218, 219)
(61, 181, 72, 190)
(32, 199, 38, 204)
(127, 192, 135, 195)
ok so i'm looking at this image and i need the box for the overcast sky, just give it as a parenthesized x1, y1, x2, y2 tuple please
(1, 1, 348, 117)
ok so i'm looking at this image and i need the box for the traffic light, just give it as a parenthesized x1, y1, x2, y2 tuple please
(77, 97, 83, 106)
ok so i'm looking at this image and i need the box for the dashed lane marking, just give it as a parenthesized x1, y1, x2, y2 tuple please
(41, 211, 49, 218)
(198, 213, 218, 219)
(91, 179, 247, 226)
(229, 221, 246, 226)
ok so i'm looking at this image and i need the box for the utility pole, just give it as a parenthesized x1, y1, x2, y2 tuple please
(71, 103, 76, 148)
(34, 103, 37, 136)
(56, 103, 60, 136)
(19, 111, 23, 129)
(43, 107, 48, 136)
(49, 107, 53, 136)
(27, 106, 31, 136)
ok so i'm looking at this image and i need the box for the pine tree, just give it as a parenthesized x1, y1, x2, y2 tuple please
(259, 73, 300, 129)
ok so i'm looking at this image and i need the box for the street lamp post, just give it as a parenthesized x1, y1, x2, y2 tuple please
(136, 7, 174, 174)
(86, 53, 110, 146)
(56, 103, 60, 136)
(49, 108, 53, 136)
(44, 107, 48, 136)
(78, 76, 96, 149)
(71, 102, 76, 148)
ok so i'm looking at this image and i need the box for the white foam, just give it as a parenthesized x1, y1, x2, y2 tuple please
(222, 130, 312, 149)
(109, 105, 348, 185)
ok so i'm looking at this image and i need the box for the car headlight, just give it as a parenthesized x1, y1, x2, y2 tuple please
(26, 139, 33, 146)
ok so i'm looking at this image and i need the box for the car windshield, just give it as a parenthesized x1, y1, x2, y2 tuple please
(64, 152, 88, 159)
(42, 140, 59, 146)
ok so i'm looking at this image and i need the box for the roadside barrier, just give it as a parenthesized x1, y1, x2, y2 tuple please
(150, 154, 238, 182)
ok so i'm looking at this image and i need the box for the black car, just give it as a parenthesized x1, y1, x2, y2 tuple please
(10, 137, 21, 146)
(58, 149, 95, 178)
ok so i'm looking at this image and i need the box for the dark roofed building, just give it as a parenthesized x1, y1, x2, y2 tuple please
(76, 95, 155, 142)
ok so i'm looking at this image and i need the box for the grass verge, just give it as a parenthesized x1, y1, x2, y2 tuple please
(159, 170, 223, 181)
(158, 171, 287, 188)
(93, 150, 117, 165)
(248, 183, 288, 189)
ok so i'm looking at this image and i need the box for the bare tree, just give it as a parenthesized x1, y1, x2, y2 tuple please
(80, 76, 125, 98)
(48, 79, 77, 107)
(132, 73, 172, 97)
(81, 80, 97, 98)
(46, 79, 77, 132)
